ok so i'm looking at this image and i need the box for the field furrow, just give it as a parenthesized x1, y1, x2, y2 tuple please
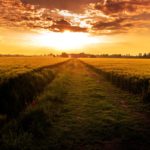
(1, 59, 149, 150)
(81, 58, 150, 102)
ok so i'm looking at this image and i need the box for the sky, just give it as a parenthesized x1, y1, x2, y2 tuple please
(0, 0, 150, 55)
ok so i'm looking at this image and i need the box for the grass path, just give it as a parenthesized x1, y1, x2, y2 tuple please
(43, 59, 150, 150)
(1, 59, 150, 150)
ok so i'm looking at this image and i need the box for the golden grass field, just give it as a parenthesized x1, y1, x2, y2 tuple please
(0, 57, 68, 78)
(0, 58, 150, 150)
(80, 58, 150, 78)
(80, 58, 150, 102)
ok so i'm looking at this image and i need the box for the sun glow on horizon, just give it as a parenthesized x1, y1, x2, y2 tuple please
(31, 31, 100, 51)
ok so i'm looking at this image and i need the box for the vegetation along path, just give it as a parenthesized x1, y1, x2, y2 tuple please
(1, 59, 150, 150)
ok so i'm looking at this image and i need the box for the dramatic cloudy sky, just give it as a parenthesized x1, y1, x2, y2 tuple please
(0, 0, 150, 54)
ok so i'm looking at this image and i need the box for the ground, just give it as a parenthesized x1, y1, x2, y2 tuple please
(1, 59, 150, 150)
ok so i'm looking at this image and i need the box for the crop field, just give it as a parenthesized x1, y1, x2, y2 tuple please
(80, 58, 150, 77)
(0, 57, 69, 118)
(0, 57, 69, 79)
(81, 58, 150, 102)
(0, 58, 150, 150)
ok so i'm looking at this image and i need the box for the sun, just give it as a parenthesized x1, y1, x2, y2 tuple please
(32, 30, 100, 51)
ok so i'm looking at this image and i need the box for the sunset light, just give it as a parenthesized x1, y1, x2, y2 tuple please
(0, 0, 150, 54)
(32, 31, 100, 50)
(0, 1, 150, 149)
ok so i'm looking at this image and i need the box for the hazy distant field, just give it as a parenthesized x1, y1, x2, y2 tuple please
(0, 56, 68, 79)
(80, 58, 150, 77)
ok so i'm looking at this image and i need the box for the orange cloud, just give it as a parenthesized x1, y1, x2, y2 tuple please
(0, 0, 150, 35)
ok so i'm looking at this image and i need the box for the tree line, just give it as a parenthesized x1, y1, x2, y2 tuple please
(0, 52, 150, 58)
(59, 52, 150, 58)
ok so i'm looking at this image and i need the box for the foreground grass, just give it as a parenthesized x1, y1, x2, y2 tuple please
(0, 59, 150, 150)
